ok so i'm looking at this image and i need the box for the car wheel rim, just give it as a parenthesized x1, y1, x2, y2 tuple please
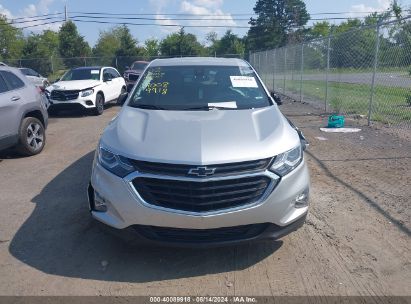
(98, 97, 103, 111)
(26, 122, 44, 151)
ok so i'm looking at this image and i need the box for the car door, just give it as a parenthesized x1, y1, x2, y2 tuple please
(101, 68, 116, 101)
(0, 71, 24, 141)
(109, 68, 124, 98)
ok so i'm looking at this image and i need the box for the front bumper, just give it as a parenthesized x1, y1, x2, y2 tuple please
(49, 93, 97, 109)
(89, 157, 310, 244)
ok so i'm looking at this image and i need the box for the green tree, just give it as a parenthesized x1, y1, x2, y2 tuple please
(215, 30, 245, 57)
(0, 15, 24, 61)
(160, 28, 205, 56)
(22, 30, 60, 76)
(143, 38, 160, 59)
(114, 25, 144, 72)
(247, 0, 310, 51)
(93, 28, 122, 60)
(58, 20, 91, 67)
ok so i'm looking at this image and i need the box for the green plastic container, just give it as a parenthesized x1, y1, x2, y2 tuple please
(327, 115, 345, 128)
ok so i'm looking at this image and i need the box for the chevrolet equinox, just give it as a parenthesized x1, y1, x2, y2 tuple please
(88, 57, 310, 246)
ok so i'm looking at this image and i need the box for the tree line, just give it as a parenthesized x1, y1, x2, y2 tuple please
(0, 0, 408, 76)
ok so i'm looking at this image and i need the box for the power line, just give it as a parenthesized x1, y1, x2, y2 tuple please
(9, 12, 63, 21)
(70, 19, 251, 28)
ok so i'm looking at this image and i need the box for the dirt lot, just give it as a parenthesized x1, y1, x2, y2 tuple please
(0, 101, 410, 296)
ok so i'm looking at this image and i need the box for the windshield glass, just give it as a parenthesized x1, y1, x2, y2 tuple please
(131, 62, 148, 70)
(61, 68, 101, 81)
(19, 68, 30, 76)
(128, 65, 271, 110)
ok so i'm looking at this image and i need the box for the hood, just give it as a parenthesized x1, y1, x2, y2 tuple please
(124, 69, 144, 75)
(47, 80, 100, 91)
(102, 106, 300, 165)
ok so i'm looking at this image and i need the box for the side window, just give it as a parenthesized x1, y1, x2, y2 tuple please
(2, 71, 25, 90)
(109, 68, 120, 78)
(0, 74, 9, 93)
(103, 69, 111, 81)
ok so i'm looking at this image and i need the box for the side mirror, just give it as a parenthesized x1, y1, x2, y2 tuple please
(270, 91, 282, 105)
(54, 78, 60, 83)
(104, 75, 112, 82)
(125, 66, 130, 70)
(297, 129, 309, 151)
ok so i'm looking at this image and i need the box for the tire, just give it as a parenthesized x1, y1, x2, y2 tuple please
(16, 117, 46, 156)
(93, 93, 104, 116)
(117, 86, 127, 105)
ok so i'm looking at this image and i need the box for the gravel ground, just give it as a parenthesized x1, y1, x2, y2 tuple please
(0, 102, 409, 296)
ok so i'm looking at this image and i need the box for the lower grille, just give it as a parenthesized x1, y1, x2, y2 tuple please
(132, 176, 273, 212)
(136, 223, 269, 243)
(50, 90, 80, 101)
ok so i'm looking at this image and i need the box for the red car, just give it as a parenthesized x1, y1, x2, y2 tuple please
(123, 61, 149, 92)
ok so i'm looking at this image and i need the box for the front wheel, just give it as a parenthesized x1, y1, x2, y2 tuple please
(93, 93, 104, 116)
(16, 117, 46, 156)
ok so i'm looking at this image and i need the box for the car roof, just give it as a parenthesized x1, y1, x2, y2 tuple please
(72, 66, 103, 70)
(149, 57, 249, 67)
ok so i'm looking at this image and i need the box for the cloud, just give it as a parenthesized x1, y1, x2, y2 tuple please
(180, 0, 237, 35)
(1, 0, 62, 32)
(348, 0, 391, 17)
(148, 0, 239, 38)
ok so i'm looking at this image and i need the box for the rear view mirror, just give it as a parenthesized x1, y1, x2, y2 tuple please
(270, 91, 282, 105)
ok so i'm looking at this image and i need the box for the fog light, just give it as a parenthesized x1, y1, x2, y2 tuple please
(85, 100, 93, 106)
(93, 191, 108, 212)
(295, 189, 309, 208)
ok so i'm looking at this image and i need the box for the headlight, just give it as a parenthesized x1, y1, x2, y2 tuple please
(270, 145, 302, 176)
(81, 89, 94, 97)
(97, 145, 134, 177)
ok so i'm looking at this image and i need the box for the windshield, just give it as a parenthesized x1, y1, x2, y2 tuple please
(61, 68, 101, 81)
(19, 68, 31, 76)
(128, 65, 271, 111)
(131, 62, 148, 70)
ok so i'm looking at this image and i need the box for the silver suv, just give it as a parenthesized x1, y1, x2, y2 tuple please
(89, 57, 310, 246)
(0, 66, 48, 156)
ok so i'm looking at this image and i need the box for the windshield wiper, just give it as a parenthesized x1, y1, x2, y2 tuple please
(182, 105, 237, 111)
(129, 104, 167, 110)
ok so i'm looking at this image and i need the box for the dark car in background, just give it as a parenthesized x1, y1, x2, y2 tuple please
(123, 61, 149, 92)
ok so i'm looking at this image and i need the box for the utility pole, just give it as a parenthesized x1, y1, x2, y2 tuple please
(64, 3, 68, 22)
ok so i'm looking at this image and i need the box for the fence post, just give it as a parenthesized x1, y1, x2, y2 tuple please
(272, 49, 276, 92)
(368, 22, 381, 126)
(50, 55, 54, 74)
(325, 35, 331, 112)
(283, 47, 287, 95)
(299, 43, 304, 102)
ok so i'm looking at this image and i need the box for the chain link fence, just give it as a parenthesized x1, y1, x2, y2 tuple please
(2, 53, 244, 82)
(250, 16, 411, 129)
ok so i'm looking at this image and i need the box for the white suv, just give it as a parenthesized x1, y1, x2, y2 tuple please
(45, 66, 127, 115)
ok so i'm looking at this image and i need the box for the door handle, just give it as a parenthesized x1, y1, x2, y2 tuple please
(11, 96, 21, 101)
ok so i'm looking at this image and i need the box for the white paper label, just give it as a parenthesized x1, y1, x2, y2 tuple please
(208, 101, 237, 109)
(230, 76, 258, 88)
(91, 70, 100, 74)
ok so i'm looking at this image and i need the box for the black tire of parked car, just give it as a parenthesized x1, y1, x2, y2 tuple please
(94, 93, 104, 116)
(16, 117, 46, 156)
(117, 86, 127, 105)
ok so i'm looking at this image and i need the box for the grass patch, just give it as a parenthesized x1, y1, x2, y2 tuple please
(283, 80, 411, 123)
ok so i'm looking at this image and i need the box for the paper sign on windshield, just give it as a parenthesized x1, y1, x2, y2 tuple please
(230, 76, 258, 88)
(91, 70, 100, 74)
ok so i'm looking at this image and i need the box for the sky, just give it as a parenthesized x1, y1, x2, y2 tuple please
(1, 0, 410, 47)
